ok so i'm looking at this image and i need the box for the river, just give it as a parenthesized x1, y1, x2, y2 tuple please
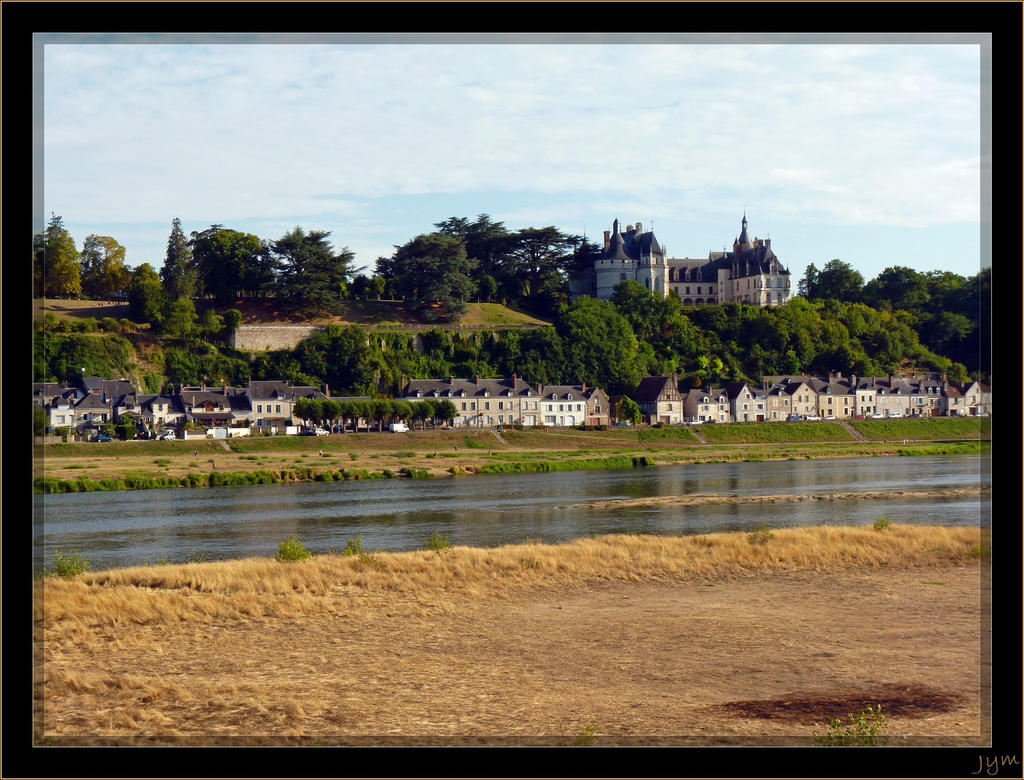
(34, 454, 990, 572)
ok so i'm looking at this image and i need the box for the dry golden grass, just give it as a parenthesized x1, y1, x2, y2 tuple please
(37, 526, 987, 745)
(39, 525, 981, 636)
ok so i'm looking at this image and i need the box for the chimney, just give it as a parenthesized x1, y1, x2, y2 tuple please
(323, 383, 330, 398)
(512, 372, 518, 390)
(603, 230, 610, 249)
(582, 380, 587, 393)
(449, 376, 455, 387)
(475, 376, 480, 386)
(828, 372, 835, 382)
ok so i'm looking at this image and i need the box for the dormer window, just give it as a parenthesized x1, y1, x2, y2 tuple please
(416, 390, 422, 397)
(567, 393, 573, 401)
(551, 393, 557, 400)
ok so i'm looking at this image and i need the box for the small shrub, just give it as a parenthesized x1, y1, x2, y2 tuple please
(813, 705, 888, 746)
(873, 515, 891, 532)
(357, 552, 386, 571)
(275, 535, 312, 562)
(342, 535, 366, 557)
(574, 723, 599, 746)
(51, 549, 90, 578)
(748, 521, 775, 545)
(427, 531, 453, 555)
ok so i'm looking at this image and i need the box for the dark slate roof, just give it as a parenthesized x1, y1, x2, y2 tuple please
(75, 393, 112, 410)
(724, 381, 766, 400)
(537, 384, 607, 401)
(630, 376, 681, 404)
(247, 380, 291, 400)
(80, 377, 134, 397)
(289, 386, 329, 401)
(601, 219, 665, 263)
(685, 387, 727, 402)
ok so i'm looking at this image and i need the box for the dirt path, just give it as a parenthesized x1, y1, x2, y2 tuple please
(38, 564, 985, 745)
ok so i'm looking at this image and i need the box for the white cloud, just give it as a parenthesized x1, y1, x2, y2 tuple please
(41, 38, 982, 276)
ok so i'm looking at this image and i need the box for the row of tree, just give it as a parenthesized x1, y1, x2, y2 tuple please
(292, 397, 458, 433)
(34, 212, 594, 323)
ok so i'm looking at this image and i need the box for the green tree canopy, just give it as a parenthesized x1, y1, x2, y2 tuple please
(557, 296, 644, 394)
(190, 226, 269, 305)
(385, 233, 477, 322)
(273, 226, 356, 313)
(37, 213, 82, 298)
(80, 234, 130, 300)
(802, 259, 864, 302)
(127, 263, 167, 326)
(160, 217, 198, 301)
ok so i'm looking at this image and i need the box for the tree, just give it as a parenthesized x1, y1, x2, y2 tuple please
(273, 226, 356, 313)
(557, 296, 644, 394)
(509, 226, 577, 315)
(434, 399, 458, 428)
(38, 213, 81, 298)
(127, 263, 167, 326)
(190, 226, 268, 305)
(223, 308, 243, 333)
(862, 265, 930, 313)
(617, 396, 642, 425)
(163, 298, 198, 339)
(803, 259, 864, 302)
(199, 308, 225, 342)
(385, 233, 477, 322)
(160, 218, 198, 301)
(435, 214, 516, 292)
(80, 235, 130, 300)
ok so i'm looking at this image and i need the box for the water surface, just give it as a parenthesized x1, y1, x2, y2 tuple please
(35, 454, 989, 571)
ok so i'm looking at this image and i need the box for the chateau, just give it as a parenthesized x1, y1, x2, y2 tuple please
(571, 214, 793, 307)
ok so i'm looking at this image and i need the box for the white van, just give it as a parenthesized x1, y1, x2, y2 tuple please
(389, 422, 409, 433)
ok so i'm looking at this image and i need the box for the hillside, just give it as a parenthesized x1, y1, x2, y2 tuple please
(35, 298, 550, 329)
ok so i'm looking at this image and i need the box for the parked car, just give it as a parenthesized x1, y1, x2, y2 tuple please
(853, 415, 866, 420)
(94, 433, 113, 442)
(786, 414, 801, 422)
(805, 415, 821, 421)
(823, 415, 836, 420)
(389, 422, 409, 433)
(299, 430, 317, 436)
(870, 412, 885, 419)
(314, 427, 330, 436)
(159, 430, 176, 440)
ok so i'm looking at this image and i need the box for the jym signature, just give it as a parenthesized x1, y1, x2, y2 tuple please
(971, 755, 1020, 776)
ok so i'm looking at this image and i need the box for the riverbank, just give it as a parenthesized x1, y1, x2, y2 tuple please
(35, 525, 988, 745)
(34, 421, 990, 494)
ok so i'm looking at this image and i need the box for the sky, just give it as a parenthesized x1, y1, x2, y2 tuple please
(36, 33, 988, 284)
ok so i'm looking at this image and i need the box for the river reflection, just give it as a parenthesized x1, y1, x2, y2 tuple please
(34, 454, 989, 572)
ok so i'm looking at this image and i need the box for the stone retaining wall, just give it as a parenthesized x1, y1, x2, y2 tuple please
(230, 325, 324, 352)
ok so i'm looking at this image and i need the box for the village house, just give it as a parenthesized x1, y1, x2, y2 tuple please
(630, 375, 685, 425)
(683, 386, 730, 423)
(725, 381, 768, 422)
(536, 383, 609, 427)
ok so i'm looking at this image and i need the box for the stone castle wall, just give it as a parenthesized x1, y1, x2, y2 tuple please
(230, 325, 324, 352)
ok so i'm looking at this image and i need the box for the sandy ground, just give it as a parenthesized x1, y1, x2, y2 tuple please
(38, 562, 985, 746)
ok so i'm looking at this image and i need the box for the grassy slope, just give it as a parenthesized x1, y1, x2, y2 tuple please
(35, 297, 551, 328)
(35, 419, 989, 493)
